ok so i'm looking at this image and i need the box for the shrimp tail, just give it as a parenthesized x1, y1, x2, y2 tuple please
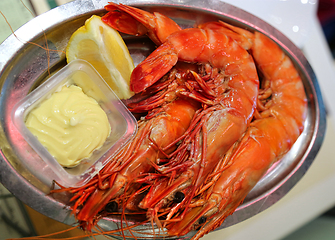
(130, 43, 178, 93)
(102, 10, 148, 37)
(102, 3, 181, 45)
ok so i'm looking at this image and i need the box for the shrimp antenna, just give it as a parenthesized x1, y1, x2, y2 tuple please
(1, 2, 66, 76)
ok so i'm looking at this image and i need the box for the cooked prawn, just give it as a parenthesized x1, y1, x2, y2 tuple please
(53, 99, 199, 230)
(134, 26, 259, 227)
(165, 31, 307, 240)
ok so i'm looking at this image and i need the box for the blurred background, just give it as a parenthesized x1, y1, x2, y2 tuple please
(319, 0, 335, 57)
(1, 0, 335, 240)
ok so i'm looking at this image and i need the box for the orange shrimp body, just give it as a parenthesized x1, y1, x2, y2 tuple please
(136, 26, 259, 223)
(60, 99, 199, 230)
(166, 32, 307, 240)
(197, 21, 254, 50)
(131, 27, 259, 94)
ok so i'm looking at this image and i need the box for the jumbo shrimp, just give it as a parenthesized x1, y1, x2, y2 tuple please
(134, 26, 259, 224)
(166, 31, 307, 240)
(54, 98, 199, 230)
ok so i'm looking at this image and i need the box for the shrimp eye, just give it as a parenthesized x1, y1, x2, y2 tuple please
(198, 216, 207, 225)
(105, 201, 118, 213)
(174, 191, 185, 203)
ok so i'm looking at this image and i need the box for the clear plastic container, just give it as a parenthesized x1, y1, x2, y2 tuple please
(11, 59, 137, 187)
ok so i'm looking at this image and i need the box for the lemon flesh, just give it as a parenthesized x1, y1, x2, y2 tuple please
(66, 15, 134, 99)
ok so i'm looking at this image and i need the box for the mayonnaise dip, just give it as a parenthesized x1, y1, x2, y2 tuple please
(25, 85, 111, 167)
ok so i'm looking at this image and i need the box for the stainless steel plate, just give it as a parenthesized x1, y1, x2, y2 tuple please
(0, 0, 326, 238)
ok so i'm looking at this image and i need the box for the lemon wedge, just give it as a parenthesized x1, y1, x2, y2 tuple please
(66, 15, 134, 99)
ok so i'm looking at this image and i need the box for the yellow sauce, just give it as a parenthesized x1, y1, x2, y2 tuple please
(25, 85, 111, 167)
